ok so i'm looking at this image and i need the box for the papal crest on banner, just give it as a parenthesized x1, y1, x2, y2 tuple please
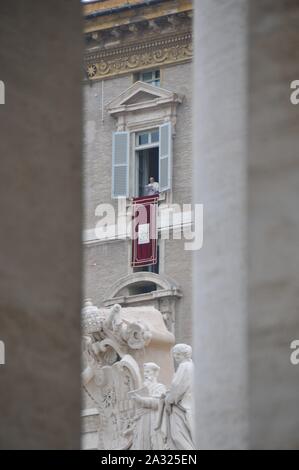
(131, 195, 159, 268)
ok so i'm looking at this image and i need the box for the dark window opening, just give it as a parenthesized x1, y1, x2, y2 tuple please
(138, 147, 159, 197)
(128, 281, 157, 296)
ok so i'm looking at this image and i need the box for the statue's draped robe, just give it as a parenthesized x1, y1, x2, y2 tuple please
(162, 360, 195, 450)
(131, 381, 166, 450)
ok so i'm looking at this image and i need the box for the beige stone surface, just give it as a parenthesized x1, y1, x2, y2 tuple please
(0, 0, 82, 449)
(193, 0, 249, 450)
(193, 0, 299, 450)
(248, 0, 299, 450)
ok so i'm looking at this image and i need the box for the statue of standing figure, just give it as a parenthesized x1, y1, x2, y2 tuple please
(129, 362, 167, 450)
(156, 343, 195, 450)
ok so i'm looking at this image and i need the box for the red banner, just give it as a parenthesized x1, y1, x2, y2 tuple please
(131, 195, 158, 268)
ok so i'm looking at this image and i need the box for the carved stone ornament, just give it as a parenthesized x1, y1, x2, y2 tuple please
(81, 300, 175, 450)
(84, 32, 192, 80)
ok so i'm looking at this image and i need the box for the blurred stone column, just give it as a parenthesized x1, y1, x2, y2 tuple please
(0, 1, 82, 449)
(248, 0, 299, 450)
(194, 0, 299, 451)
(193, 0, 249, 449)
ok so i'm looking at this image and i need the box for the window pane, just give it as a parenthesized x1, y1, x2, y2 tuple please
(141, 72, 153, 82)
(151, 130, 159, 143)
(139, 70, 160, 86)
(138, 133, 149, 146)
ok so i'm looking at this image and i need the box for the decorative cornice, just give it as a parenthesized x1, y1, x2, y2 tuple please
(83, 0, 193, 34)
(84, 31, 192, 80)
(84, 0, 167, 21)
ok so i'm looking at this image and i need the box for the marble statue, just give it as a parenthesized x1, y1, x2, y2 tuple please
(156, 343, 195, 450)
(129, 363, 167, 450)
(81, 300, 175, 450)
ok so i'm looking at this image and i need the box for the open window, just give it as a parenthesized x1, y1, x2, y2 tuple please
(108, 81, 182, 199)
(134, 124, 172, 197)
(135, 129, 159, 197)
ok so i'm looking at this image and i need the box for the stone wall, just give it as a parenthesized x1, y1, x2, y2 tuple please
(84, 240, 128, 307)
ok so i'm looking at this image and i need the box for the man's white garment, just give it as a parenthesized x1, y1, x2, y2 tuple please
(146, 182, 159, 195)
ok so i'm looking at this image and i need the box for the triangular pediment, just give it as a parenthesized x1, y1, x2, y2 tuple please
(107, 81, 180, 112)
(125, 90, 158, 105)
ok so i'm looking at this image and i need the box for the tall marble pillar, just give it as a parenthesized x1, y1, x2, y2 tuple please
(193, 0, 299, 450)
(248, 0, 299, 450)
(0, 0, 82, 449)
(193, 0, 249, 450)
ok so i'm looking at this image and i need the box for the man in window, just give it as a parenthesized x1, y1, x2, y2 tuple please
(145, 176, 159, 196)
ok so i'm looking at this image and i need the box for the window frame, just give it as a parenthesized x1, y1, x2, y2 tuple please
(135, 129, 160, 150)
(133, 127, 160, 198)
(138, 69, 161, 87)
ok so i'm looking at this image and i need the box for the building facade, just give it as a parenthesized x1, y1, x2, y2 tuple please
(82, 0, 194, 449)
(83, 0, 193, 343)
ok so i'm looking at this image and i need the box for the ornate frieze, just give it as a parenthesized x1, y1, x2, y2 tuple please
(84, 32, 192, 80)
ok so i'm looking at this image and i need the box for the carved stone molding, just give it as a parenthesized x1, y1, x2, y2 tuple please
(84, 32, 192, 80)
(107, 80, 182, 136)
(103, 272, 182, 334)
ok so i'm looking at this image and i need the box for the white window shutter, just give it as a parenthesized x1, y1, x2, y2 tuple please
(112, 131, 129, 198)
(159, 122, 172, 192)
